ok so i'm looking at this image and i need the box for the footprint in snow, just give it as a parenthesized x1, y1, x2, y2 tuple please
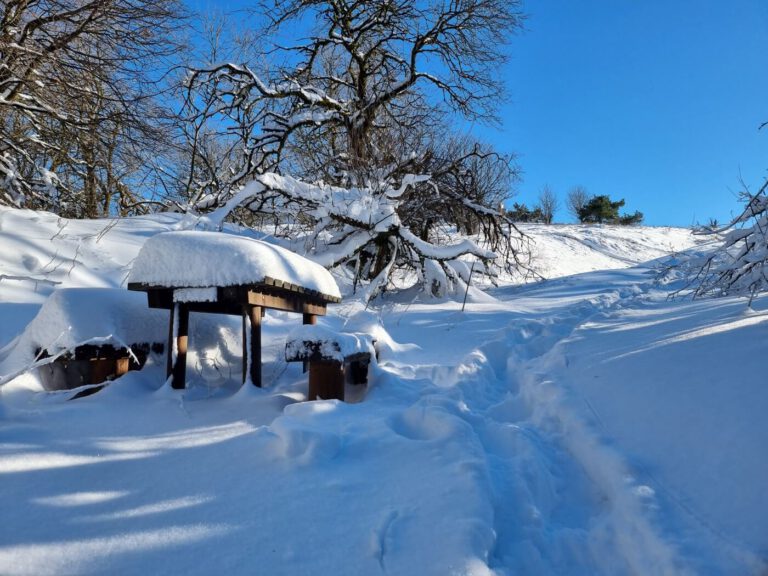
(22, 254, 41, 272)
(387, 404, 464, 442)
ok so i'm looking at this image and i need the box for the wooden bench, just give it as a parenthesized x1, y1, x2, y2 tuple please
(285, 327, 376, 401)
(36, 342, 163, 392)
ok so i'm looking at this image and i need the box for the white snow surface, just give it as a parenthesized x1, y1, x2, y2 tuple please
(519, 223, 699, 279)
(3, 288, 167, 371)
(128, 230, 341, 299)
(285, 325, 375, 361)
(0, 207, 766, 576)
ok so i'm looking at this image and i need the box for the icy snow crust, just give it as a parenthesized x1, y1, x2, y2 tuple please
(1, 207, 766, 576)
(128, 230, 341, 299)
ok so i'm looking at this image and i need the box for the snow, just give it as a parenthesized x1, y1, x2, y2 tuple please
(0, 288, 167, 383)
(285, 325, 375, 361)
(1, 208, 766, 575)
(519, 223, 701, 279)
(127, 230, 341, 299)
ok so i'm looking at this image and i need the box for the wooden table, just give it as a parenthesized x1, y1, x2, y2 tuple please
(127, 278, 341, 389)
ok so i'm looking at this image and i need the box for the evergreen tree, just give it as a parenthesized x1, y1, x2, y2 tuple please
(619, 211, 644, 225)
(508, 203, 544, 223)
(577, 195, 625, 223)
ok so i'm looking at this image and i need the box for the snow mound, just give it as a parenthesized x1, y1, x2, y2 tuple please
(5, 288, 167, 362)
(285, 325, 375, 361)
(127, 231, 341, 299)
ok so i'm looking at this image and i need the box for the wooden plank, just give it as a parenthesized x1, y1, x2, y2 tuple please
(147, 288, 174, 309)
(172, 304, 189, 390)
(308, 361, 344, 401)
(242, 307, 247, 384)
(132, 281, 341, 305)
(115, 358, 130, 377)
(248, 305, 262, 387)
(166, 305, 175, 378)
(246, 291, 327, 315)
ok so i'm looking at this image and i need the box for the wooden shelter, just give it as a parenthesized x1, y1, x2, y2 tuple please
(127, 279, 341, 390)
(126, 231, 342, 390)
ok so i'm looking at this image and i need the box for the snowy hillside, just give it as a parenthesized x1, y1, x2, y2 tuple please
(520, 223, 697, 279)
(0, 207, 766, 575)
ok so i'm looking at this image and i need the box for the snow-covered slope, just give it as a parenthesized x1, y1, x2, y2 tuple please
(0, 208, 765, 576)
(521, 223, 700, 279)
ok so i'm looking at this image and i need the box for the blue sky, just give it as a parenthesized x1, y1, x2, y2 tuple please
(189, 0, 768, 226)
(485, 0, 768, 225)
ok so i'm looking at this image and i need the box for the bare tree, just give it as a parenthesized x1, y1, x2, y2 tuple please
(537, 185, 558, 224)
(183, 0, 529, 297)
(567, 185, 590, 222)
(678, 179, 768, 304)
(0, 0, 186, 215)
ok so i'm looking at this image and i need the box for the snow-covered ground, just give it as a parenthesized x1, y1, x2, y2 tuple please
(0, 207, 765, 575)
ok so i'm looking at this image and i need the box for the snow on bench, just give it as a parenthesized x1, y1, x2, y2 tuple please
(285, 325, 376, 401)
(10, 288, 167, 391)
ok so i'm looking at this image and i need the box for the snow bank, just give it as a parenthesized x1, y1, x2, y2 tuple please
(127, 231, 340, 299)
(2, 288, 167, 366)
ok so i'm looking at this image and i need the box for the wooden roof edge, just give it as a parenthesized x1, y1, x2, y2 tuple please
(128, 280, 341, 303)
(126, 282, 155, 292)
(261, 277, 341, 303)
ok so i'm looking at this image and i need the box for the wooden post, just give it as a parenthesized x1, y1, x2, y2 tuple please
(88, 358, 115, 385)
(309, 362, 345, 401)
(249, 305, 262, 387)
(166, 304, 175, 379)
(242, 307, 248, 384)
(302, 313, 316, 373)
(115, 357, 130, 377)
(172, 304, 189, 390)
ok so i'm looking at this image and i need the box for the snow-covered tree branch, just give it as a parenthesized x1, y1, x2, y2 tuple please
(0, 0, 186, 215)
(681, 179, 768, 303)
(181, 0, 530, 297)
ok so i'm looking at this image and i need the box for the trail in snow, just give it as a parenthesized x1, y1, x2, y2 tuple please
(398, 264, 766, 575)
(415, 268, 687, 575)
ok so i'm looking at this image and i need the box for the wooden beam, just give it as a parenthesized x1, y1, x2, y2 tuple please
(166, 305, 175, 378)
(172, 304, 189, 390)
(248, 305, 262, 387)
(302, 313, 316, 373)
(147, 288, 174, 309)
(242, 307, 248, 384)
(246, 291, 327, 315)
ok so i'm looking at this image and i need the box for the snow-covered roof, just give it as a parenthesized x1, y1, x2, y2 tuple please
(127, 231, 341, 300)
